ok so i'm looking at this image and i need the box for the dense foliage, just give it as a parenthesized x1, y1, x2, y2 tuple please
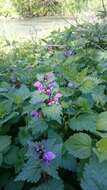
(0, 18, 107, 190)
(0, 0, 107, 17)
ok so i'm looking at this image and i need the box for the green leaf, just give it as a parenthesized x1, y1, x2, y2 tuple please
(31, 179, 64, 190)
(30, 91, 48, 105)
(15, 159, 41, 183)
(5, 179, 24, 190)
(0, 100, 12, 119)
(4, 146, 24, 173)
(94, 138, 107, 162)
(65, 133, 92, 159)
(42, 105, 62, 123)
(81, 157, 107, 190)
(42, 160, 60, 179)
(0, 136, 11, 153)
(61, 153, 77, 171)
(18, 127, 32, 146)
(0, 153, 3, 166)
(75, 97, 91, 112)
(0, 112, 19, 126)
(80, 77, 100, 93)
(28, 119, 48, 135)
(69, 114, 96, 132)
(96, 111, 107, 131)
(14, 84, 31, 101)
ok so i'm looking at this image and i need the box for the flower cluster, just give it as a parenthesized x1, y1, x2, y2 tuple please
(34, 72, 62, 106)
(31, 72, 62, 119)
(36, 144, 56, 163)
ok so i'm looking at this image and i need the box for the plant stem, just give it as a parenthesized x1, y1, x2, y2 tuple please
(101, 0, 106, 12)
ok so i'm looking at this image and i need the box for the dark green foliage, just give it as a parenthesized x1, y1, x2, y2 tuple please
(0, 19, 107, 190)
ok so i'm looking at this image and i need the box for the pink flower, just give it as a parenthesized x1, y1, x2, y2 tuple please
(34, 81, 45, 93)
(44, 88, 52, 96)
(47, 99, 55, 106)
(53, 92, 62, 103)
(47, 92, 62, 105)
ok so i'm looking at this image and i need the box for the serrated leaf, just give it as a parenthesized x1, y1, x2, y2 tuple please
(0, 112, 19, 126)
(14, 84, 31, 101)
(0, 100, 12, 119)
(4, 146, 24, 172)
(81, 157, 107, 190)
(18, 127, 32, 146)
(0, 136, 11, 153)
(80, 77, 100, 93)
(31, 179, 64, 190)
(42, 105, 62, 123)
(96, 111, 107, 131)
(5, 179, 24, 190)
(42, 163, 60, 179)
(65, 133, 92, 159)
(15, 159, 41, 183)
(61, 153, 77, 171)
(69, 114, 96, 132)
(28, 119, 48, 135)
(30, 91, 48, 105)
(94, 138, 107, 162)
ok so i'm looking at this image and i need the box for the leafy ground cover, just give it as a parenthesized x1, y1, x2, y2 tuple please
(0, 17, 107, 190)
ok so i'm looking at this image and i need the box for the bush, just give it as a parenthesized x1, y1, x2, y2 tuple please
(0, 20, 107, 190)
(0, 0, 107, 17)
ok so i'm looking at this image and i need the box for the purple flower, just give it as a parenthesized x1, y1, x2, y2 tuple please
(53, 92, 62, 103)
(35, 144, 56, 163)
(47, 92, 62, 105)
(34, 81, 45, 93)
(48, 81, 58, 89)
(45, 72, 54, 82)
(43, 151, 56, 162)
(31, 111, 41, 118)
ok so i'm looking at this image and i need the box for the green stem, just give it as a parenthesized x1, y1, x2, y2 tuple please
(101, 0, 106, 12)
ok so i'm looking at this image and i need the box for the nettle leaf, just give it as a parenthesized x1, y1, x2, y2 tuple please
(15, 159, 41, 183)
(42, 105, 62, 123)
(42, 163, 60, 180)
(81, 157, 107, 190)
(5, 178, 24, 190)
(0, 112, 19, 126)
(18, 127, 32, 146)
(80, 77, 100, 93)
(94, 138, 107, 162)
(61, 153, 77, 171)
(92, 85, 106, 105)
(30, 91, 48, 105)
(14, 84, 31, 101)
(4, 146, 24, 173)
(0, 100, 12, 119)
(0, 136, 11, 153)
(28, 119, 48, 135)
(31, 179, 64, 190)
(75, 97, 91, 112)
(65, 133, 92, 159)
(96, 111, 107, 131)
(69, 113, 96, 132)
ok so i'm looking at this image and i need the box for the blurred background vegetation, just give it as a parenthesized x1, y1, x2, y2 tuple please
(0, 0, 107, 17)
